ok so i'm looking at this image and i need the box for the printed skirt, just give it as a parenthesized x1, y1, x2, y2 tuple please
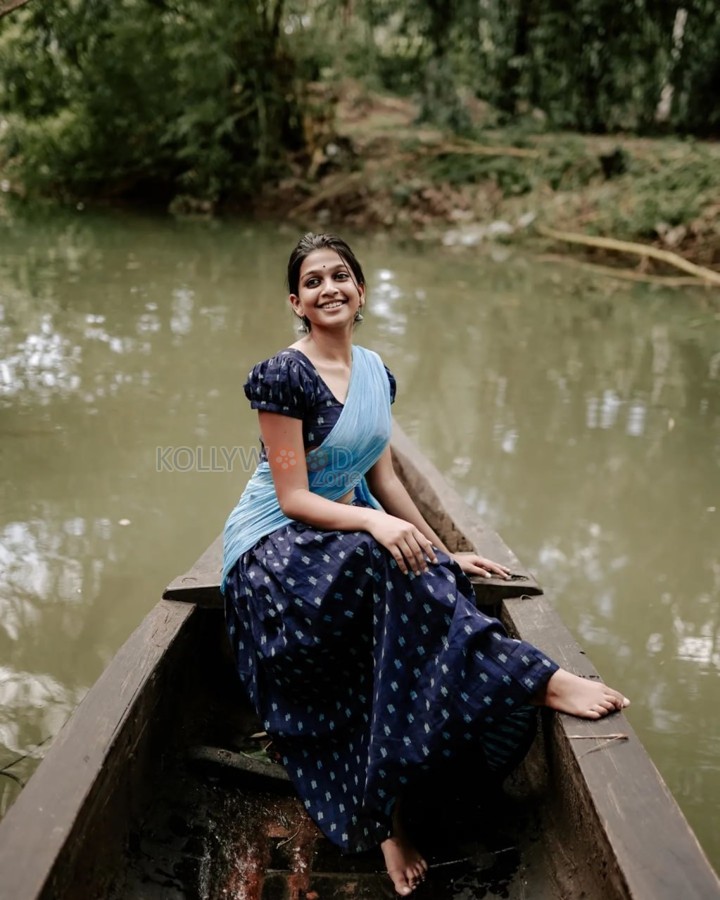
(224, 504, 558, 853)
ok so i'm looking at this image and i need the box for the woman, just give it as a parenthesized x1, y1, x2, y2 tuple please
(222, 233, 629, 896)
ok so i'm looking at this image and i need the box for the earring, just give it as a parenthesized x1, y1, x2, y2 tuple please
(354, 310, 364, 323)
(295, 315, 309, 334)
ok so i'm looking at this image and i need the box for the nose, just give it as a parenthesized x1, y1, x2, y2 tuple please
(320, 275, 340, 296)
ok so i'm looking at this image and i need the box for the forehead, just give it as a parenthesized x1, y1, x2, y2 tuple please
(299, 248, 347, 276)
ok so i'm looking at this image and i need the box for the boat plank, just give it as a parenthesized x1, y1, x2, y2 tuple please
(164, 533, 223, 606)
(0, 599, 197, 900)
(507, 594, 720, 900)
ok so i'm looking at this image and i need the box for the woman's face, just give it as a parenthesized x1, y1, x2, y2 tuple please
(289, 249, 364, 332)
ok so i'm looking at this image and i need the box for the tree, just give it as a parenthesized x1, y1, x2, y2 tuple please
(0, 0, 304, 205)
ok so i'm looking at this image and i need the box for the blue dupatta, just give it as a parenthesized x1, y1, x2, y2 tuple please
(221, 345, 392, 588)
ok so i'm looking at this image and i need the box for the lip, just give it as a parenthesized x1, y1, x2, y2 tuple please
(318, 299, 347, 310)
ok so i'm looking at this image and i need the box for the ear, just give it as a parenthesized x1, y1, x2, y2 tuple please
(288, 294, 303, 317)
(358, 284, 366, 307)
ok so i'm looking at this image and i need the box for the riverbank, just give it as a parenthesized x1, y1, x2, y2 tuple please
(251, 82, 720, 282)
(2, 80, 719, 282)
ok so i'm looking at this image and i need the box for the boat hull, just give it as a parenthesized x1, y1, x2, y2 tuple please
(0, 422, 717, 899)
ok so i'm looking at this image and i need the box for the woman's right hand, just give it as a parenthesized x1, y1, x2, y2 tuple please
(366, 512, 438, 576)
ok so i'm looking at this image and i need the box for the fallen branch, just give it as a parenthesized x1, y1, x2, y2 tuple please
(537, 225, 720, 287)
(291, 171, 364, 217)
(536, 253, 704, 287)
(0, 0, 32, 18)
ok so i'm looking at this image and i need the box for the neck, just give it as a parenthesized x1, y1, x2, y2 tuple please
(300, 327, 354, 367)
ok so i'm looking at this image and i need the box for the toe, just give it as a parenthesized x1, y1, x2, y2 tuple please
(388, 870, 413, 896)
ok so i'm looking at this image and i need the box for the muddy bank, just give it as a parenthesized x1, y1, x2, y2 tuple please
(249, 83, 720, 281)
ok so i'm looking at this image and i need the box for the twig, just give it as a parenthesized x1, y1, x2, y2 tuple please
(0, 732, 56, 775)
(567, 733, 628, 739)
(536, 253, 705, 287)
(0, 770, 25, 788)
(537, 225, 720, 287)
(567, 733, 630, 758)
(276, 825, 301, 848)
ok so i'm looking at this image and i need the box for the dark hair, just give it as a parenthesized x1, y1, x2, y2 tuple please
(287, 233, 365, 296)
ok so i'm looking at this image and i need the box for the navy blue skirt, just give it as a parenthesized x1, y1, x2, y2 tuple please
(224, 503, 558, 852)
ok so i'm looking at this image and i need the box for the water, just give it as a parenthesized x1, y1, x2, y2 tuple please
(1, 207, 719, 868)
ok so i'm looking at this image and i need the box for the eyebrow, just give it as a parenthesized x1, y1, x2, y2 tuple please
(302, 263, 349, 278)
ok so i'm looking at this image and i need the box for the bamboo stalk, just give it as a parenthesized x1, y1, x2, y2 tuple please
(537, 225, 720, 286)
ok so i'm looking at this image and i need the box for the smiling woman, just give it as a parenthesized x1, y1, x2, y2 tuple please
(287, 233, 367, 338)
(219, 232, 630, 896)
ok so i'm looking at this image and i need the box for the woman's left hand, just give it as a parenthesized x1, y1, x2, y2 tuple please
(449, 552, 512, 579)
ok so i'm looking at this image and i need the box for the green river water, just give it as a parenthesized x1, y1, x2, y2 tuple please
(1, 207, 719, 870)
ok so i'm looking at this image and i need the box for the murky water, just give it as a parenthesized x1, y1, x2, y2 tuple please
(1, 207, 719, 869)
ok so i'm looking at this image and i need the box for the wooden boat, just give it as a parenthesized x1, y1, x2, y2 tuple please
(0, 423, 718, 900)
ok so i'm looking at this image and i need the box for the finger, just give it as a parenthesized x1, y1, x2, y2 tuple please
(411, 532, 436, 572)
(478, 559, 511, 579)
(400, 537, 426, 574)
(424, 541, 439, 564)
(462, 561, 496, 578)
(390, 546, 409, 575)
(411, 538, 431, 573)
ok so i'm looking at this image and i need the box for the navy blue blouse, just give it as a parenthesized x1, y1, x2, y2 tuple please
(244, 348, 396, 458)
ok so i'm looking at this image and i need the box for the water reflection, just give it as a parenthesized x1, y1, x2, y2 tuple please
(0, 208, 719, 868)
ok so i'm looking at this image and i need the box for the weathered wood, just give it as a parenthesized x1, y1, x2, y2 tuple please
(188, 745, 291, 783)
(0, 599, 197, 900)
(504, 594, 720, 900)
(164, 533, 223, 606)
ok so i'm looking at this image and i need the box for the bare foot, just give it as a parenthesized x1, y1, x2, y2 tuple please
(534, 668, 630, 719)
(380, 810, 428, 896)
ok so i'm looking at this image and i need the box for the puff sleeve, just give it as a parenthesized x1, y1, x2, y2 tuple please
(244, 352, 317, 419)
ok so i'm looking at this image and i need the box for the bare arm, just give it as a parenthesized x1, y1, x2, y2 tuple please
(259, 412, 436, 575)
(365, 446, 449, 551)
(367, 445, 512, 579)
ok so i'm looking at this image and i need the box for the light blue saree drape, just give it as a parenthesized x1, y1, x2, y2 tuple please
(221, 345, 392, 589)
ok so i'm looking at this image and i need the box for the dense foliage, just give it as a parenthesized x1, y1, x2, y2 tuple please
(335, 0, 720, 135)
(0, 0, 718, 203)
(0, 0, 303, 204)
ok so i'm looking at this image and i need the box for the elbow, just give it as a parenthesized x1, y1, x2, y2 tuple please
(278, 489, 304, 521)
(367, 471, 401, 505)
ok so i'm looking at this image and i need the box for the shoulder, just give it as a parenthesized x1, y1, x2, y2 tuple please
(244, 349, 317, 418)
(246, 348, 307, 383)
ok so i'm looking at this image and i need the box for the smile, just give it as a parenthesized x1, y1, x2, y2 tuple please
(319, 300, 346, 310)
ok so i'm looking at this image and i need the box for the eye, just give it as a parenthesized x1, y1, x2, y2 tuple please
(304, 277, 320, 288)
(335, 271, 349, 280)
